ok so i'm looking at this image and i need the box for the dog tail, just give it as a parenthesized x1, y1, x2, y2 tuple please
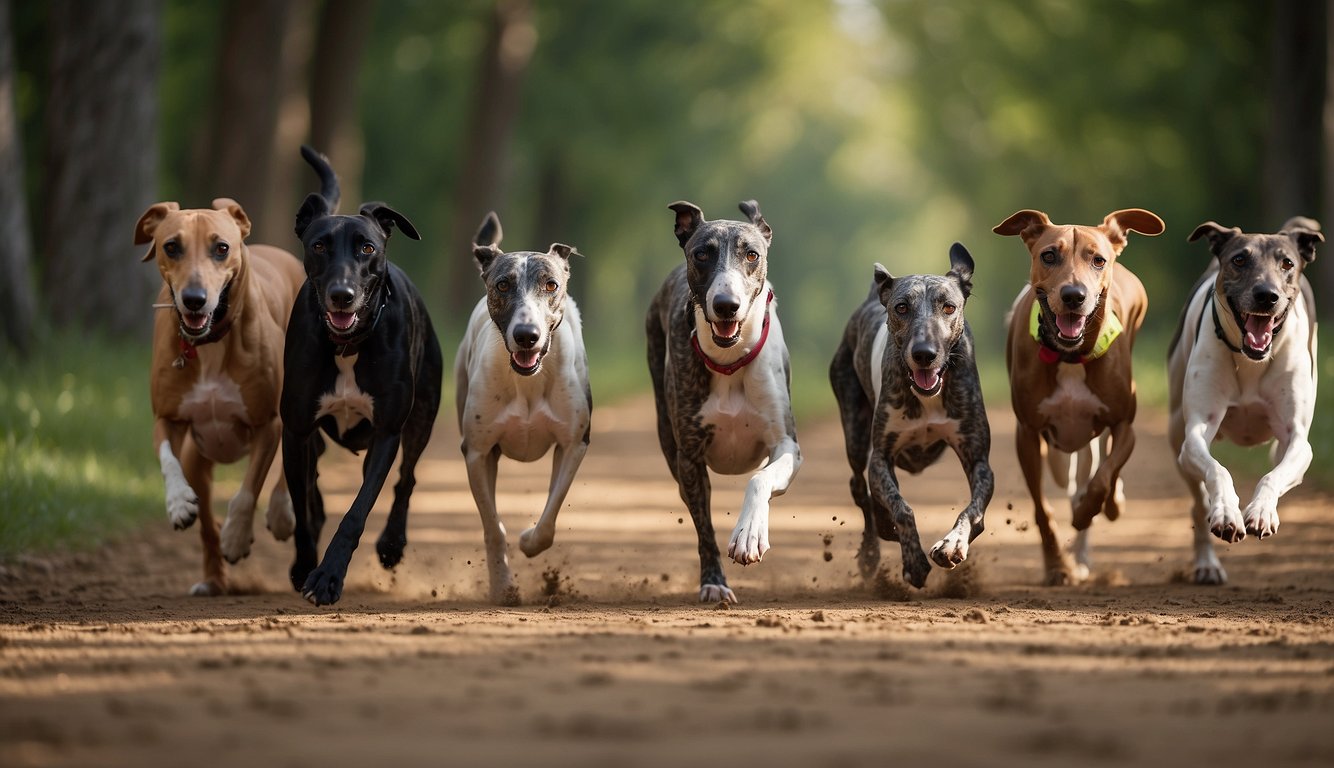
(300, 145, 341, 213)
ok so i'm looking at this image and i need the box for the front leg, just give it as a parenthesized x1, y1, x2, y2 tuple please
(1178, 414, 1244, 543)
(284, 429, 320, 591)
(220, 418, 281, 563)
(302, 432, 401, 606)
(465, 444, 517, 605)
(1243, 426, 1312, 539)
(153, 418, 197, 530)
(867, 447, 930, 589)
(676, 455, 731, 603)
(728, 435, 801, 565)
(1072, 420, 1134, 530)
(930, 437, 993, 569)
(520, 439, 589, 558)
(1017, 422, 1076, 585)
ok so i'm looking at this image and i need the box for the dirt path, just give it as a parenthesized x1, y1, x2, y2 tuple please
(2, 399, 1332, 767)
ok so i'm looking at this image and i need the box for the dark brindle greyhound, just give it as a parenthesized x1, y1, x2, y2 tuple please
(830, 244, 993, 589)
(646, 200, 802, 604)
(281, 146, 443, 606)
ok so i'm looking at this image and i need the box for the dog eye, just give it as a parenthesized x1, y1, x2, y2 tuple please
(360, 243, 375, 256)
(496, 279, 510, 293)
(693, 251, 709, 262)
(1092, 255, 1106, 269)
(942, 303, 956, 315)
(1231, 254, 1246, 267)
(213, 242, 229, 260)
(163, 241, 181, 258)
(745, 250, 760, 263)
(1041, 250, 1057, 265)
(894, 303, 909, 315)
(1281, 257, 1295, 271)
(544, 280, 559, 293)
(312, 242, 326, 254)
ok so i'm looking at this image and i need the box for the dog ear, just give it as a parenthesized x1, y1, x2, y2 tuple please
(473, 244, 502, 274)
(360, 202, 421, 241)
(474, 211, 503, 249)
(1102, 208, 1165, 252)
(669, 201, 703, 247)
(1187, 221, 1241, 257)
(992, 209, 1052, 246)
(548, 243, 577, 264)
(295, 193, 330, 239)
(873, 262, 894, 306)
(738, 199, 772, 245)
(947, 242, 974, 300)
(211, 198, 252, 239)
(1281, 217, 1324, 263)
(134, 202, 180, 261)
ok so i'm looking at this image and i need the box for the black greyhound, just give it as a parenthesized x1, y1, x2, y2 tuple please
(281, 146, 443, 606)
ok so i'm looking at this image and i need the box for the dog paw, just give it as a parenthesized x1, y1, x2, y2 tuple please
(376, 530, 407, 570)
(302, 566, 344, 606)
(1102, 478, 1126, 521)
(518, 526, 554, 558)
(727, 508, 771, 566)
(189, 580, 225, 597)
(1071, 484, 1107, 531)
(699, 583, 737, 604)
(1207, 506, 1247, 544)
(491, 584, 521, 607)
(220, 492, 255, 564)
(266, 490, 295, 541)
(901, 548, 931, 589)
(165, 484, 200, 530)
(1193, 563, 1228, 585)
(928, 531, 969, 569)
(1243, 503, 1279, 540)
(289, 555, 317, 593)
(1042, 554, 1082, 586)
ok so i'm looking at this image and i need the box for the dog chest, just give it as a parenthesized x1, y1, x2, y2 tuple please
(177, 372, 254, 464)
(699, 373, 768, 474)
(1035, 363, 1109, 452)
(316, 353, 375, 438)
(880, 396, 961, 454)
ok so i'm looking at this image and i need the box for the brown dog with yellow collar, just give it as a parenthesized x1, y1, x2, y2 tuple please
(994, 208, 1163, 585)
(135, 198, 306, 596)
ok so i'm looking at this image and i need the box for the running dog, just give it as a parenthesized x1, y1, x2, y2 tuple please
(281, 146, 443, 606)
(135, 198, 305, 595)
(829, 244, 993, 589)
(456, 212, 591, 605)
(995, 208, 1163, 585)
(1168, 217, 1321, 584)
(646, 200, 802, 604)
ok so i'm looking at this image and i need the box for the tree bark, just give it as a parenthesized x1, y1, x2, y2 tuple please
(0, 0, 36, 355)
(308, 0, 377, 210)
(254, 0, 316, 247)
(446, 0, 535, 322)
(1264, 0, 1324, 228)
(41, 0, 161, 337)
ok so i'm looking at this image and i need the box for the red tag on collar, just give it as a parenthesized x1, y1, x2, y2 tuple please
(691, 290, 774, 376)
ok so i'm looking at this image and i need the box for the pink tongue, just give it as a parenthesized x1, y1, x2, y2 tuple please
(1056, 313, 1086, 339)
(712, 321, 739, 339)
(327, 312, 356, 331)
(912, 368, 941, 392)
(512, 350, 540, 369)
(1244, 315, 1276, 351)
(182, 313, 208, 330)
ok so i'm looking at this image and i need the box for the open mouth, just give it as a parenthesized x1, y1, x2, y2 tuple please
(326, 311, 358, 334)
(510, 349, 543, 375)
(179, 311, 211, 337)
(1241, 312, 1277, 358)
(1054, 312, 1087, 342)
(709, 320, 742, 347)
(909, 366, 944, 397)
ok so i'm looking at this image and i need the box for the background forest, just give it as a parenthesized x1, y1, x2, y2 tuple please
(2, 0, 1333, 552)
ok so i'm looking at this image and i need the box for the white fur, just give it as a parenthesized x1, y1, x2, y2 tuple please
(266, 487, 295, 540)
(220, 489, 256, 562)
(316, 353, 375, 437)
(177, 373, 251, 464)
(159, 440, 199, 529)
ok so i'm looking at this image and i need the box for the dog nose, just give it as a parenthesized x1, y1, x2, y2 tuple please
(328, 285, 355, 309)
(1060, 285, 1086, 309)
(513, 324, 541, 349)
(1253, 287, 1279, 309)
(180, 286, 207, 312)
(712, 294, 741, 319)
(911, 342, 937, 367)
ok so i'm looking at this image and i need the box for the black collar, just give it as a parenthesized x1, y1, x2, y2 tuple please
(1210, 291, 1284, 361)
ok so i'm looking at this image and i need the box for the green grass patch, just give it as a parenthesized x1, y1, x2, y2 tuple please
(0, 334, 160, 559)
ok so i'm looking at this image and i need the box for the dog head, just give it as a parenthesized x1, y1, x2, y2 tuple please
(135, 199, 252, 342)
(873, 243, 975, 398)
(294, 194, 419, 340)
(994, 208, 1163, 354)
(1188, 216, 1322, 361)
(473, 211, 576, 376)
(669, 199, 772, 348)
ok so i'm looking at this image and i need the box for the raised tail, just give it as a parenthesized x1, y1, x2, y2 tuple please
(300, 145, 341, 213)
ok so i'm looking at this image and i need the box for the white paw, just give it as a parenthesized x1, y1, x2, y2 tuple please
(165, 480, 200, 530)
(220, 491, 255, 564)
(518, 526, 554, 558)
(266, 489, 295, 541)
(929, 529, 969, 569)
(699, 584, 737, 604)
(1242, 499, 1279, 540)
(727, 513, 770, 565)
(1192, 546, 1227, 584)
(189, 580, 224, 597)
(1206, 502, 1246, 543)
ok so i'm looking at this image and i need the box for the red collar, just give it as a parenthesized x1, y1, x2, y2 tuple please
(174, 314, 234, 367)
(691, 290, 774, 376)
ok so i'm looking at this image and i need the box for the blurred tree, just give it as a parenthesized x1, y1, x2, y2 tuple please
(258, 0, 315, 247)
(41, 0, 160, 336)
(308, 0, 377, 210)
(0, 0, 35, 357)
(1264, 0, 1324, 229)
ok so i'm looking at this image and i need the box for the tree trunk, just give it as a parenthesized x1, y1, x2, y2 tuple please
(1264, 0, 1324, 228)
(193, 0, 291, 239)
(0, 0, 36, 356)
(41, 0, 161, 337)
(1324, 0, 1334, 318)
(308, 0, 377, 210)
(254, 0, 316, 247)
(446, 0, 536, 322)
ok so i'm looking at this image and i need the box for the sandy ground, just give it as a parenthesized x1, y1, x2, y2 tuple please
(1, 397, 1332, 767)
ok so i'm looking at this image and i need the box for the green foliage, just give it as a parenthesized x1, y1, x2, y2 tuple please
(0, 335, 159, 558)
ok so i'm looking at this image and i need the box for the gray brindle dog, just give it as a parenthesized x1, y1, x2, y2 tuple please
(830, 244, 994, 589)
(457, 212, 591, 605)
(646, 200, 802, 604)
(1168, 216, 1321, 584)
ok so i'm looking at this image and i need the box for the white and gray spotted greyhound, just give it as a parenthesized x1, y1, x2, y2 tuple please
(456, 212, 591, 605)
(1168, 216, 1321, 584)
(830, 244, 994, 589)
(646, 199, 802, 604)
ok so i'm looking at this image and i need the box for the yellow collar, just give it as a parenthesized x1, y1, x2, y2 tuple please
(1030, 300, 1122, 364)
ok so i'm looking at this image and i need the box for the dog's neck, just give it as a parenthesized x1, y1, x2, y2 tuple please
(1031, 287, 1118, 365)
(690, 287, 773, 373)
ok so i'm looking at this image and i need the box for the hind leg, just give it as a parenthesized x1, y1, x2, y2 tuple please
(830, 344, 878, 580)
(180, 438, 224, 596)
(377, 405, 436, 570)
